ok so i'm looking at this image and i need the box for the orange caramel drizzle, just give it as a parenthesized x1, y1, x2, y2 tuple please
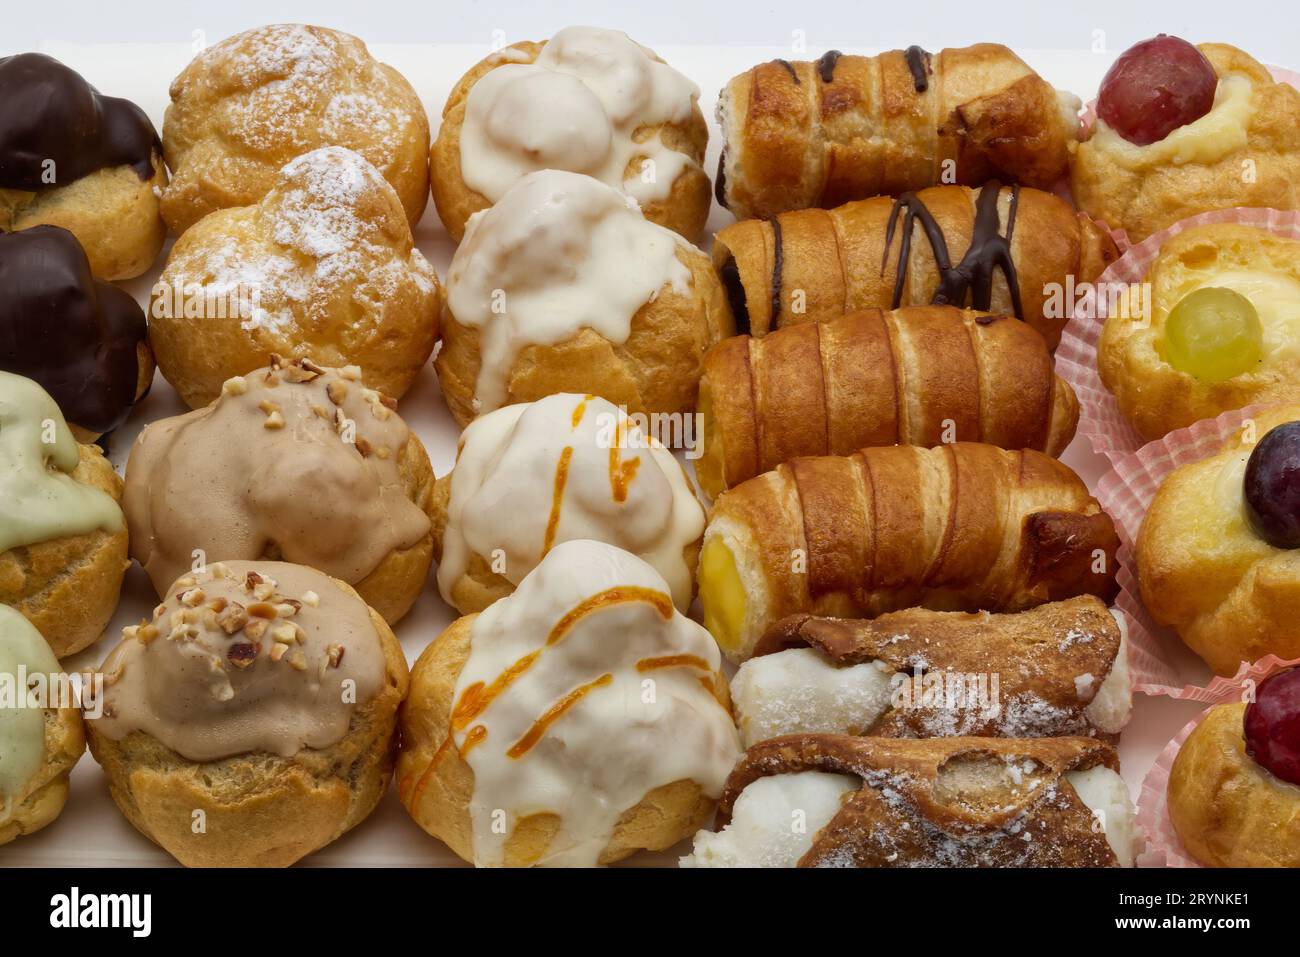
(608, 420, 641, 503)
(405, 730, 456, 810)
(459, 724, 487, 757)
(571, 394, 595, 429)
(541, 447, 574, 559)
(636, 654, 711, 673)
(507, 673, 614, 759)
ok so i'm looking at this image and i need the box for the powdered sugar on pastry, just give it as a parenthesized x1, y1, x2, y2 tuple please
(437, 393, 704, 610)
(445, 170, 691, 413)
(459, 26, 700, 207)
(451, 540, 739, 867)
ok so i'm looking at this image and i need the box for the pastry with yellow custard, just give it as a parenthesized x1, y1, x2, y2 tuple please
(0, 605, 84, 845)
(0, 371, 128, 658)
(1100, 223, 1300, 439)
(397, 540, 740, 867)
(1072, 36, 1300, 242)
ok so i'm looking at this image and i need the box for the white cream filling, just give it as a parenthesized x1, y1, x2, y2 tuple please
(1085, 609, 1133, 734)
(1065, 765, 1138, 867)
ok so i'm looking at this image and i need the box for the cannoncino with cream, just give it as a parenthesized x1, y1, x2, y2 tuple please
(124, 358, 431, 596)
(94, 561, 387, 762)
(0, 604, 62, 814)
(438, 393, 704, 611)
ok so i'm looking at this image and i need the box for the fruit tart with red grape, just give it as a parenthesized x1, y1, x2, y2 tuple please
(1072, 36, 1300, 242)
(1139, 408, 1300, 675)
(1168, 667, 1300, 867)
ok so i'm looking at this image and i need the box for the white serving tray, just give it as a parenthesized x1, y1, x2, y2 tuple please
(0, 36, 1213, 867)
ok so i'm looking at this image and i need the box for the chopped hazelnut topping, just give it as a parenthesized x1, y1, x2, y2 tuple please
(326, 644, 345, 668)
(216, 601, 249, 634)
(227, 643, 259, 668)
(153, 604, 167, 621)
(271, 623, 299, 645)
(355, 437, 373, 458)
(138, 623, 160, 644)
(283, 361, 322, 383)
(244, 618, 269, 641)
(301, 590, 320, 607)
(222, 376, 249, 396)
(180, 587, 205, 607)
(264, 410, 286, 430)
(122, 625, 140, 641)
(311, 404, 331, 420)
(288, 651, 308, 671)
(208, 596, 228, 613)
(339, 365, 362, 381)
(258, 399, 280, 415)
(209, 563, 232, 579)
(268, 353, 285, 370)
(326, 380, 349, 405)
(248, 601, 279, 619)
(175, 576, 197, 590)
(270, 642, 289, 662)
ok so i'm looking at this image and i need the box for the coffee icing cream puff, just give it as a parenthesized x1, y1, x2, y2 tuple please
(434, 393, 704, 614)
(124, 358, 434, 625)
(397, 540, 741, 867)
(437, 169, 731, 426)
(432, 26, 710, 242)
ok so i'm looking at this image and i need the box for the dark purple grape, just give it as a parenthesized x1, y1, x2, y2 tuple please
(1244, 422, 1300, 548)
(1245, 668, 1300, 786)
(1097, 35, 1217, 146)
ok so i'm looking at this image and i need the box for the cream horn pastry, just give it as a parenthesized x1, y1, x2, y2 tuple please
(682, 734, 1137, 867)
(432, 393, 704, 615)
(697, 305, 1078, 497)
(713, 182, 1117, 348)
(123, 357, 434, 626)
(699, 443, 1120, 662)
(437, 169, 731, 427)
(732, 597, 1131, 748)
(397, 540, 741, 867)
(87, 561, 409, 868)
(715, 44, 1080, 221)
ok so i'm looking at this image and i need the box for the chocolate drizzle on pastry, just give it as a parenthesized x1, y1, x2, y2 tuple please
(904, 45, 932, 92)
(0, 53, 159, 192)
(773, 59, 800, 84)
(769, 217, 785, 326)
(816, 50, 843, 84)
(882, 181, 1024, 320)
(0, 226, 147, 434)
(715, 149, 729, 209)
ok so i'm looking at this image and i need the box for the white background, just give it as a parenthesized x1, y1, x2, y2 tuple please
(2, 0, 1260, 866)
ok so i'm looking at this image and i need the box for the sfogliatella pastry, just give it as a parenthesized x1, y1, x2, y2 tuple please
(397, 540, 740, 867)
(1100, 224, 1300, 440)
(150, 146, 441, 410)
(698, 306, 1078, 497)
(732, 597, 1131, 748)
(0, 226, 152, 440)
(1168, 668, 1300, 866)
(87, 561, 409, 868)
(0, 605, 84, 845)
(431, 26, 709, 243)
(0, 53, 166, 280)
(433, 393, 704, 614)
(700, 443, 1119, 662)
(124, 357, 435, 625)
(715, 44, 1079, 220)
(714, 182, 1117, 348)
(682, 734, 1137, 867)
(1138, 406, 1300, 674)
(437, 170, 731, 427)
(1073, 37, 1300, 242)
(160, 24, 429, 235)
(0, 372, 127, 658)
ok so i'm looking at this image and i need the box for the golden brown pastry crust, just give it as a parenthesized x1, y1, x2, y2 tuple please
(1168, 701, 1300, 867)
(0, 705, 84, 845)
(698, 306, 1078, 496)
(86, 596, 409, 868)
(430, 41, 711, 243)
(1072, 44, 1300, 243)
(396, 614, 728, 866)
(436, 245, 732, 428)
(1099, 224, 1300, 440)
(714, 733, 1121, 867)
(1137, 404, 1300, 674)
(160, 24, 429, 235)
(0, 156, 167, 281)
(717, 44, 1075, 220)
(713, 183, 1117, 348)
(0, 444, 127, 659)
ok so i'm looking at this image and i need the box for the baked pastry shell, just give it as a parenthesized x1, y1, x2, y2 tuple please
(0, 704, 84, 845)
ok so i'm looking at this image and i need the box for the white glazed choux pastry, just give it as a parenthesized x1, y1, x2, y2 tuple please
(430, 25, 710, 243)
(437, 169, 731, 427)
(149, 146, 441, 410)
(397, 540, 741, 867)
(160, 24, 429, 235)
(124, 357, 435, 625)
(0, 53, 166, 280)
(0, 372, 127, 659)
(86, 561, 410, 868)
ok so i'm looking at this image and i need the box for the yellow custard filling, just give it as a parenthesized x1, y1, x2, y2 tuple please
(700, 536, 746, 654)
(1092, 74, 1254, 169)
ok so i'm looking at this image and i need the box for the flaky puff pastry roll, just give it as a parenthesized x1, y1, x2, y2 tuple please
(716, 44, 1080, 221)
(697, 306, 1078, 497)
(699, 443, 1119, 661)
(714, 183, 1117, 348)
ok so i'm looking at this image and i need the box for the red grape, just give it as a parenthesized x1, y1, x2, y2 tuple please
(1097, 35, 1218, 146)
(1244, 668, 1300, 786)
(1244, 422, 1300, 549)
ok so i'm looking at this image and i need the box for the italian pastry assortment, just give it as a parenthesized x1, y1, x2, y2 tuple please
(6, 20, 1300, 871)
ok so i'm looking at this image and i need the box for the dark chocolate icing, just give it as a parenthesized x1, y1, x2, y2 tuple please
(0, 53, 159, 192)
(719, 256, 750, 336)
(770, 217, 785, 326)
(881, 182, 1024, 320)
(904, 45, 932, 93)
(816, 50, 843, 84)
(715, 148, 729, 209)
(0, 226, 147, 433)
(774, 59, 800, 84)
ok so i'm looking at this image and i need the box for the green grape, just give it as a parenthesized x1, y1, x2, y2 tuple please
(1163, 287, 1263, 383)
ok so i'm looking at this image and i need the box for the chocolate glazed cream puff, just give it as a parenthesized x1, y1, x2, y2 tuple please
(0, 53, 167, 280)
(0, 226, 153, 440)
